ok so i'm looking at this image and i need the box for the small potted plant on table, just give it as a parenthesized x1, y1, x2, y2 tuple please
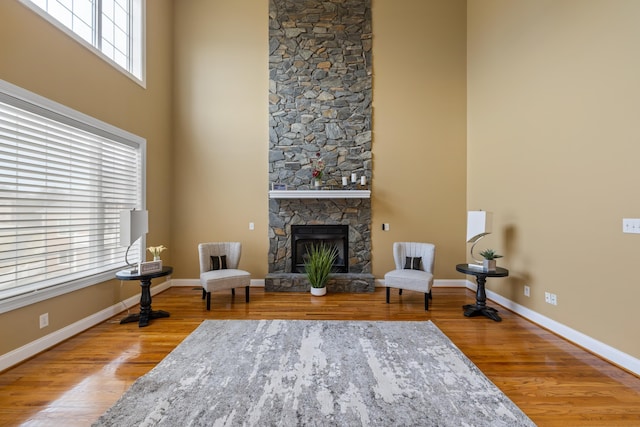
(304, 243, 338, 296)
(479, 249, 502, 272)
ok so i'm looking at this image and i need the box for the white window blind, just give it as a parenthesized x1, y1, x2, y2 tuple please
(0, 80, 145, 310)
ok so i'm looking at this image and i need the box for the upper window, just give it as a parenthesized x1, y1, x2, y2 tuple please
(20, 0, 145, 84)
(0, 79, 146, 313)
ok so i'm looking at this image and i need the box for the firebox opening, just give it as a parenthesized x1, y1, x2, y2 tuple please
(291, 225, 349, 274)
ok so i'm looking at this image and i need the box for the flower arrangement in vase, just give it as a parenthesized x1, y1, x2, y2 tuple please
(147, 245, 167, 261)
(311, 152, 325, 187)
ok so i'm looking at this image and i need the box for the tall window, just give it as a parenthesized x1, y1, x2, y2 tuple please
(20, 0, 145, 84)
(0, 79, 146, 311)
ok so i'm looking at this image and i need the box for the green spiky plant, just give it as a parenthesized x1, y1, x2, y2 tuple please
(479, 249, 503, 260)
(304, 243, 338, 288)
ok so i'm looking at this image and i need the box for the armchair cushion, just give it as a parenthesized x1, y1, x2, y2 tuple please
(200, 268, 250, 293)
(404, 256, 422, 270)
(384, 269, 434, 294)
(210, 255, 227, 271)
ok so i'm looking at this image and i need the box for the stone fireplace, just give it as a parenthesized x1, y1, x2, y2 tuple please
(265, 196, 374, 292)
(266, 0, 373, 292)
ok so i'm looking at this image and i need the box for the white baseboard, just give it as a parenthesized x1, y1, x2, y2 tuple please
(3, 277, 638, 377)
(462, 279, 640, 376)
(375, 279, 467, 288)
(0, 279, 172, 373)
(434, 279, 467, 288)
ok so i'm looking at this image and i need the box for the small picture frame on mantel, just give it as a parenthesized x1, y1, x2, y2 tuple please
(272, 183, 287, 190)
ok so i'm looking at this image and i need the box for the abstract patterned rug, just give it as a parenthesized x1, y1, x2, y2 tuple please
(93, 320, 535, 426)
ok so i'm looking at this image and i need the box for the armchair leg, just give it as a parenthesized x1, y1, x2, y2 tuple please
(386, 287, 390, 304)
(231, 288, 235, 297)
(202, 288, 206, 299)
(399, 289, 403, 295)
(424, 291, 432, 311)
(245, 286, 250, 303)
(206, 292, 211, 311)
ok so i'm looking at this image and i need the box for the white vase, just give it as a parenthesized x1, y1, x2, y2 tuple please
(483, 259, 496, 271)
(154, 255, 160, 261)
(314, 178, 322, 188)
(310, 286, 327, 296)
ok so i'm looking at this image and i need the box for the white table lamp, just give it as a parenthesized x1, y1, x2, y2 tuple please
(120, 209, 148, 270)
(467, 211, 492, 263)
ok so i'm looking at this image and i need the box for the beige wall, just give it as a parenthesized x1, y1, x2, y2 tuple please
(0, 1, 174, 354)
(172, 0, 467, 280)
(371, 0, 467, 277)
(468, 0, 640, 358)
(171, 0, 270, 279)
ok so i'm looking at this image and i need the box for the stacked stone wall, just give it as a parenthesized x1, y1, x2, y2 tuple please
(268, 0, 372, 278)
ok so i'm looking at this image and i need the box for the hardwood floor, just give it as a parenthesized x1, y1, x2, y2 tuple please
(1, 286, 639, 426)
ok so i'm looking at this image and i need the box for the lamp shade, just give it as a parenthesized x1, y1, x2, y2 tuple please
(120, 209, 148, 246)
(466, 211, 493, 243)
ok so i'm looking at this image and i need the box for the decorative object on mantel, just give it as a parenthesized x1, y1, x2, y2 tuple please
(147, 245, 167, 261)
(479, 248, 503, 272)
(304, 243, 338, 296)
(311, 152, 325, 188)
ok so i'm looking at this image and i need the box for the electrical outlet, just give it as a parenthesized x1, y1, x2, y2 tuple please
(524, 285, 530, 297)
(382, 223, 390, 231)
(544, 292, 558, 305)
(623, 218, 640, 234)
(249, 222, 254, 230)
(39, 313, 49, 329)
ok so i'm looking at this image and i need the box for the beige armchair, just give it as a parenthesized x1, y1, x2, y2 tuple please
(384, 242, 435, 310)
(198, 242, 251, 311)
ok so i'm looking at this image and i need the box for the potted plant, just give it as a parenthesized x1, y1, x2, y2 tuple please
(304, 243, 338, 296)
(479, 249, 503, 272)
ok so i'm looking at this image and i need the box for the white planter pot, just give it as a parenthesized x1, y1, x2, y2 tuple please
(483, 259, 496, 272)
(310, 286, 327, 296)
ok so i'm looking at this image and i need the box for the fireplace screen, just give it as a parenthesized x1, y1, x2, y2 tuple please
(291, 225, 348, 274)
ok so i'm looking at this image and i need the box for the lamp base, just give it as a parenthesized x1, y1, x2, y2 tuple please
(469, 235, 487, 263)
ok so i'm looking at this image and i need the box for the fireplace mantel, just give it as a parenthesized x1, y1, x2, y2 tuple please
(269, 190, 371, 199)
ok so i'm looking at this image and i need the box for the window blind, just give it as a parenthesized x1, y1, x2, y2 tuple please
(0, 82, 145, 305)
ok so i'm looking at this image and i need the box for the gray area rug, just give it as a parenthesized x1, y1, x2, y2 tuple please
(94, 320, 535, 426)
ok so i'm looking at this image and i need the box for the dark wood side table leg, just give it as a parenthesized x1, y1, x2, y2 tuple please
(463, 275, 502, 322)
(120, 278, 170, 327)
